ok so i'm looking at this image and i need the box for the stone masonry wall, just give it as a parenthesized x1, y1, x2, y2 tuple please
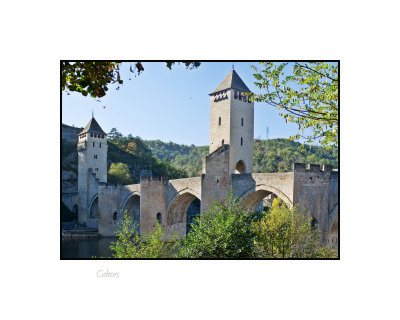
(293, 164, 337, 241)
(229, 91, 254, 174)
(140, 176, 167, 235)
(209, 90, 231, 153)
(98, 183, 140, 237)
(201, 144, 231, 212)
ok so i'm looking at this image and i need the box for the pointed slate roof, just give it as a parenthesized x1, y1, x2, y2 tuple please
(210, 69, 251, 95)
(79, 117, 106, 135)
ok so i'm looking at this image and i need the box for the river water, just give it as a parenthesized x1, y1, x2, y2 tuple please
(61, 238, 115, 259)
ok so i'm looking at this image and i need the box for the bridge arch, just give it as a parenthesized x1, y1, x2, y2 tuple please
(237, 184, 292, 211)
(121, 192, 141, 230)
(327, 203, 338, 247)
(89, 194, 99, 219)
(166, 188, 201, 236)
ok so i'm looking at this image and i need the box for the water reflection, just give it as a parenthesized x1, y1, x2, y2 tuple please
(61, 238, 115, 259)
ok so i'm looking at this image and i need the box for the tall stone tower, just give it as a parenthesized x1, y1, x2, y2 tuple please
(77, 116, 107, 225)
(209, 69, 254, 174)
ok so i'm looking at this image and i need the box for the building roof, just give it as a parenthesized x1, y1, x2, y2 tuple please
(79, 117, 106, 135)
(210, 69, 251, 95)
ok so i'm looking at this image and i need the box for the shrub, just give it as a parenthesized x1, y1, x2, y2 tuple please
(110, 212, 178, 258)
(253, 203, 336, 258)
(178, 192, 256, 259)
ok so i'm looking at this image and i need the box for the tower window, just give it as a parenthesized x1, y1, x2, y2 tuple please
(94, 155, 97, 159)
(93, 142, 95, 147)
(234, 91, 238, 99)
(241, 137, 243, 146)
(239, 92, 242, 100)
(90, 133, 93, 137)
(99, 143, 101, 148)
(241, 118, 244, 126)
(113, 212, 117, 221)
(222, 139, 224, 145)
(94, 133, 97, 138)
(218, 117, 221, 125)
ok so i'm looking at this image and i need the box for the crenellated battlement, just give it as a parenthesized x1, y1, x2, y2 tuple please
(140, 175, 168, 183)
(293, 163, 335, 173)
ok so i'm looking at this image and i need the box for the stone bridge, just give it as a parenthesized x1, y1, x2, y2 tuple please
(96, 147, 338, 249)
(66, 69, 339, 250)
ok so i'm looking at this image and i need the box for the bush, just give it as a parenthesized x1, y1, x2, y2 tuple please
(253, 202, 336, 258)
(109, 195, 337, 259)
(110, 212, 178, 258)
(178, 192, 256, 259)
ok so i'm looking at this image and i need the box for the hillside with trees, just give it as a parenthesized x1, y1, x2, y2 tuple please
(144, 138, 338, 176)
(144, 140, 208, 177)
(61, 126, 188, 189)
(62, 126, 338, 188)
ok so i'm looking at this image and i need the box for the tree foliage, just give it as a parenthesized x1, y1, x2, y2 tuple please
(178, 191, 257, 259)
(253, 138, 337, 173)
(108, 162, 133, 185)
(109, 193, 337, 259)
(107, 129, 188, 182)
(144, 138, 338, 176)
(251, 62, 338, 148)
(110, 212, 178, 258)
(144, 139, 208, 177)
(253, 200, 337, 258)
(61, 61, 201, 99)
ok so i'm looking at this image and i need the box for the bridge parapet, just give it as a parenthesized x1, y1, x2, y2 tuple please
(140, 175, 168, 183)
(294, 163, 334, 172)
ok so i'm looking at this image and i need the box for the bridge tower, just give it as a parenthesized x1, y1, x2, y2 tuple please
(77, 116, 108, 226)
(208, 68, 254, 174)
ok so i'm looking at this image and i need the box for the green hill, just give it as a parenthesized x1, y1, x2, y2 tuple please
(62, 126, 338, 188)
(61, 129, 188, 188)
(144, 140, 208, 177)
(143, 138, 338, 176)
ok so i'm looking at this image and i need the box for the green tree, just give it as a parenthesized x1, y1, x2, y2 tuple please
(108, 162, 133, 185)
(107, 128, 123, 140)
(179, 191, 256, 259)
(62, 61, 201, 99)
(253, 200, 337, 258)
(251, 62, 338, 148)
(110, 212, 179, 258)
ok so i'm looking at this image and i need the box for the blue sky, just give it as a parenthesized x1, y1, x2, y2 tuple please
(62, 62, 308, 146)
